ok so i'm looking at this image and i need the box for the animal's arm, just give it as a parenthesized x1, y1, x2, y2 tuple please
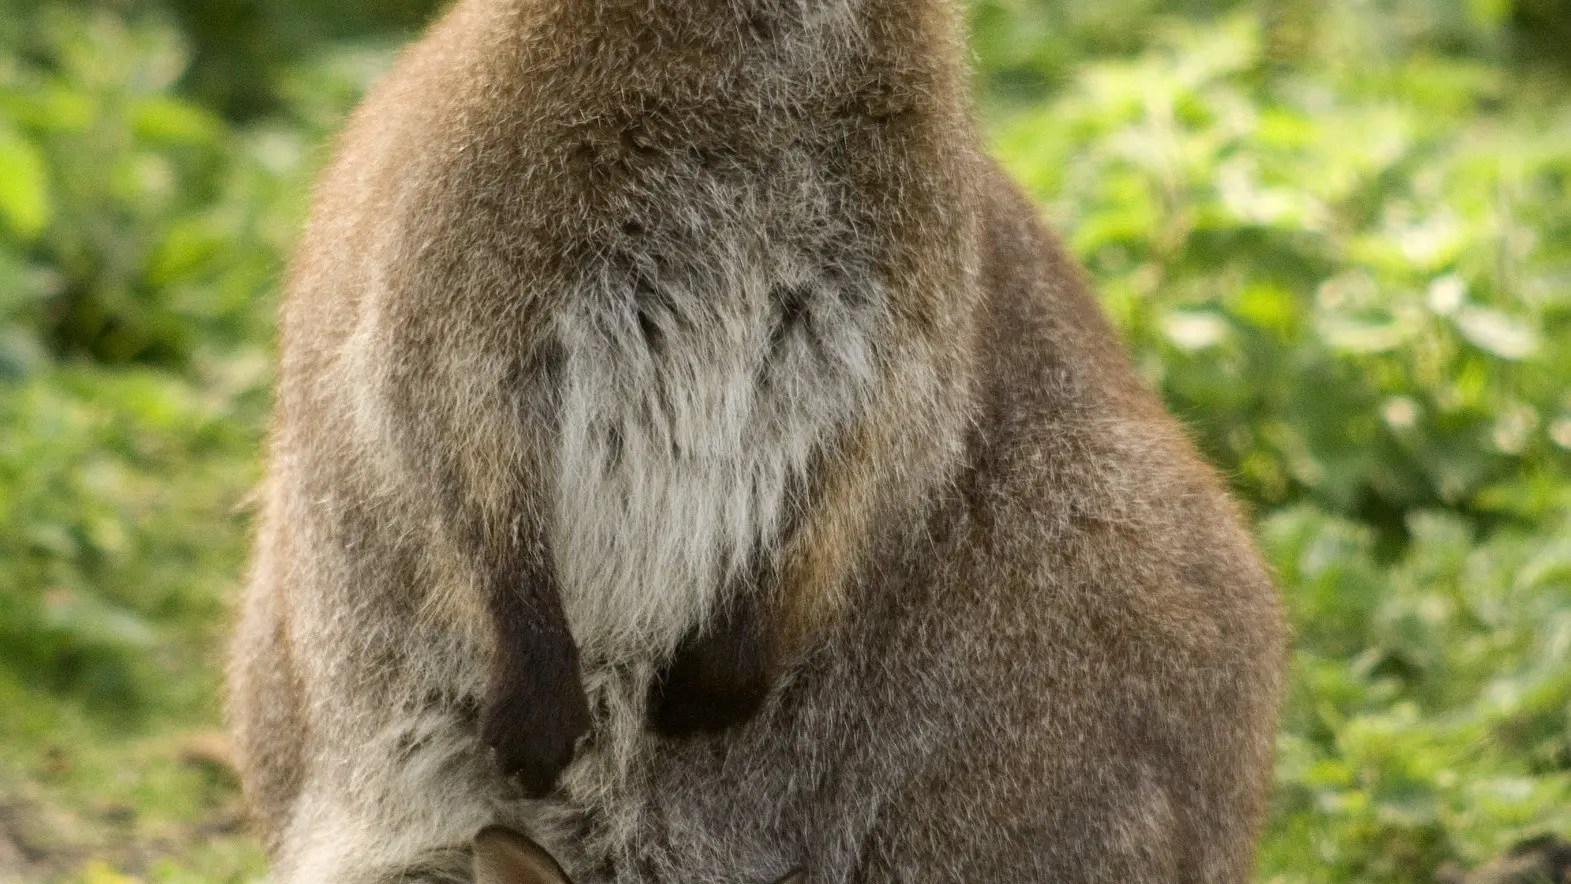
(481, 548, 592, 795)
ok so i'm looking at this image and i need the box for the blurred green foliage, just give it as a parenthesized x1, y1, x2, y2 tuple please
(0, 0, 1567, 881)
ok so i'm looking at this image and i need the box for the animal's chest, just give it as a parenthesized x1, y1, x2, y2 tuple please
(543, 178, 882, 662)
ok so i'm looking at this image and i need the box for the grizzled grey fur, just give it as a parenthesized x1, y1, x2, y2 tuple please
(227, 0, 1288, 881)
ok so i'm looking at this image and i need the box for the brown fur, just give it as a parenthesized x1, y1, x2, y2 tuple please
(228, 0, 1287, 881)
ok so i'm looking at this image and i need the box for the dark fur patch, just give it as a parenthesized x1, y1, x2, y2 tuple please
(648, 580, 777, 737)
(768, 282, 814, 352)
(482, 563, 592, 797)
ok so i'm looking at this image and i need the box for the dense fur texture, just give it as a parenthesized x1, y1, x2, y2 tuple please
(227, 0, 1288, 881)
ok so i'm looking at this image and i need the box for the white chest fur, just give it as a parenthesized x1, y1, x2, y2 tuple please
(548, 225, 881, 663)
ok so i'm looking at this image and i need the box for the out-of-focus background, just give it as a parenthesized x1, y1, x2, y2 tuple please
(0, 0, 1567, 880)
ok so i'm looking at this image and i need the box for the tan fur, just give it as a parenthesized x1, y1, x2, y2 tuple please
(229, 0, 1287, 881)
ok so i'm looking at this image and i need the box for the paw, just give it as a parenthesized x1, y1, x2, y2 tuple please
(481, 645, 591, 797)
(648, 650, 770, 736)
(473, 826, 574, 884)
(648, 608, 773, 737)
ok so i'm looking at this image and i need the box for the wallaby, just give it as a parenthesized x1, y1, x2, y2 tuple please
(227, 0, 1288, 880)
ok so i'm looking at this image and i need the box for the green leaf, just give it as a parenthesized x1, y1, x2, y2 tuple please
(1454, 307, 1540, 361)
(0, 124, 51, 238)
(130, 96, 223, 146)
